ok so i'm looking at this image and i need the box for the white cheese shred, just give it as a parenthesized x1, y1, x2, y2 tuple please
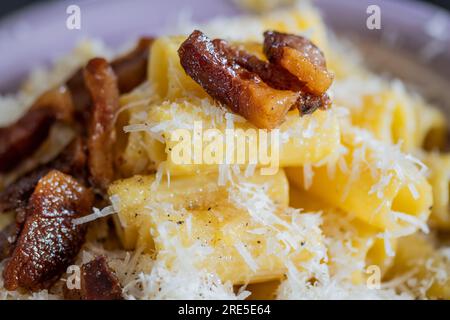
(72, 195, 120, 226)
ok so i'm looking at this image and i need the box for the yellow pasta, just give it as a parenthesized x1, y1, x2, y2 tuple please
(290, 185, 395, 284)
(422, 152, 450, 229)
(108, 169, 326, 284)
(148, 36, 208, 101)
(348, 88, 446, 152)
(286, 128, 432, 233)
(384, 233, 450, 299)
(122, 98, 341, 177)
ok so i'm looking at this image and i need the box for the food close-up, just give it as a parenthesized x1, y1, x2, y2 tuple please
(0, 0, 449, 301)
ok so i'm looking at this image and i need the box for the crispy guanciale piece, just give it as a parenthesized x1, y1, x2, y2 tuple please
(0, 86, 74, 173)
(297, 92, 332, 115)
(79, 256, 123, 300)
(83, 58, 120, 190)
(0, 109, 54, 173)
(65, 68, 91, 122)
(111, 37, 154, 93)
(213, 39, 303, 92)
(263, 31, 334, 96)
(2, 170, 93, 291)
(66, 37, 153, 115)
(0, 138, 86, 216)
(178, 30, 299, 129)
(213, 38, 331, 115)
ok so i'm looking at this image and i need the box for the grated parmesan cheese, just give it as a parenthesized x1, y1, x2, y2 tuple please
(234, 240, 259, 272)
(72, 195, 120, 225)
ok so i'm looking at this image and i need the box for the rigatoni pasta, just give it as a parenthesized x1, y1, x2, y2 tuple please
(123, 96, 341, 177)
(422, 152, 450, 229)
(109, 170, 327, 285)
(286, 127, 432, 233)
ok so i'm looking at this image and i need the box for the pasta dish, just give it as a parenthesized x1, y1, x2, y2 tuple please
(0, 0, 449, 300)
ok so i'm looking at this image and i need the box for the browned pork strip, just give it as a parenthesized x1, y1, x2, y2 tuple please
(80, 256, 123, 300)
(178, 30, 299, 129)
(0, 138, 86, 216)
(66, 37, 153, 115)
(212, 39, 303, 92)
(263, 31, 334, 96)
(2, 170, 93, 291)
(111, 37, 154, 94)
(0, 86, 74, 173)
(0, 109, 54, 173)
(213, 38, 331, 115)
(83, 58, 120, 190)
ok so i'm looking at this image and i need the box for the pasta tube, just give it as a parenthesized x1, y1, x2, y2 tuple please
(108, 170, 326, 284)
(286, 128, 432, 233)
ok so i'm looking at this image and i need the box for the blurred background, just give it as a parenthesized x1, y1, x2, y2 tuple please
(0, 0, 448, 106)
(0, 0, 448, 19)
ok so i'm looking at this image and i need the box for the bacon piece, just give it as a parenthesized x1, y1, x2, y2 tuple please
(297, 92, 331, 115)
(65, 69, 91, 123)
(2, 170, 93, 291)
(0, 86, 74, 173)
(213, 39, 303, 92)
(83, 58, 120, 190)
(66, 37, 153, 115)
(0, 109, 54, 173)
(79, 256, 123, 300)
(0, 138, 86, 216)
(179, 30, 299, 129)
(213, 38, 331, 115)
(263, 31, 334, 96)
(111, 37, 154, 94)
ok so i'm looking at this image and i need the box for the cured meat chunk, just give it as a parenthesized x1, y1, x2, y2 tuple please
(263, 31, 334, 96)
(2, 170, 93, 291)
(179, 30, 299, 129)
(83, 58, 120, 190)
(0, 138, 86, 215)
(0, 86, 74, 173)
(80, 256, 123, 300)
